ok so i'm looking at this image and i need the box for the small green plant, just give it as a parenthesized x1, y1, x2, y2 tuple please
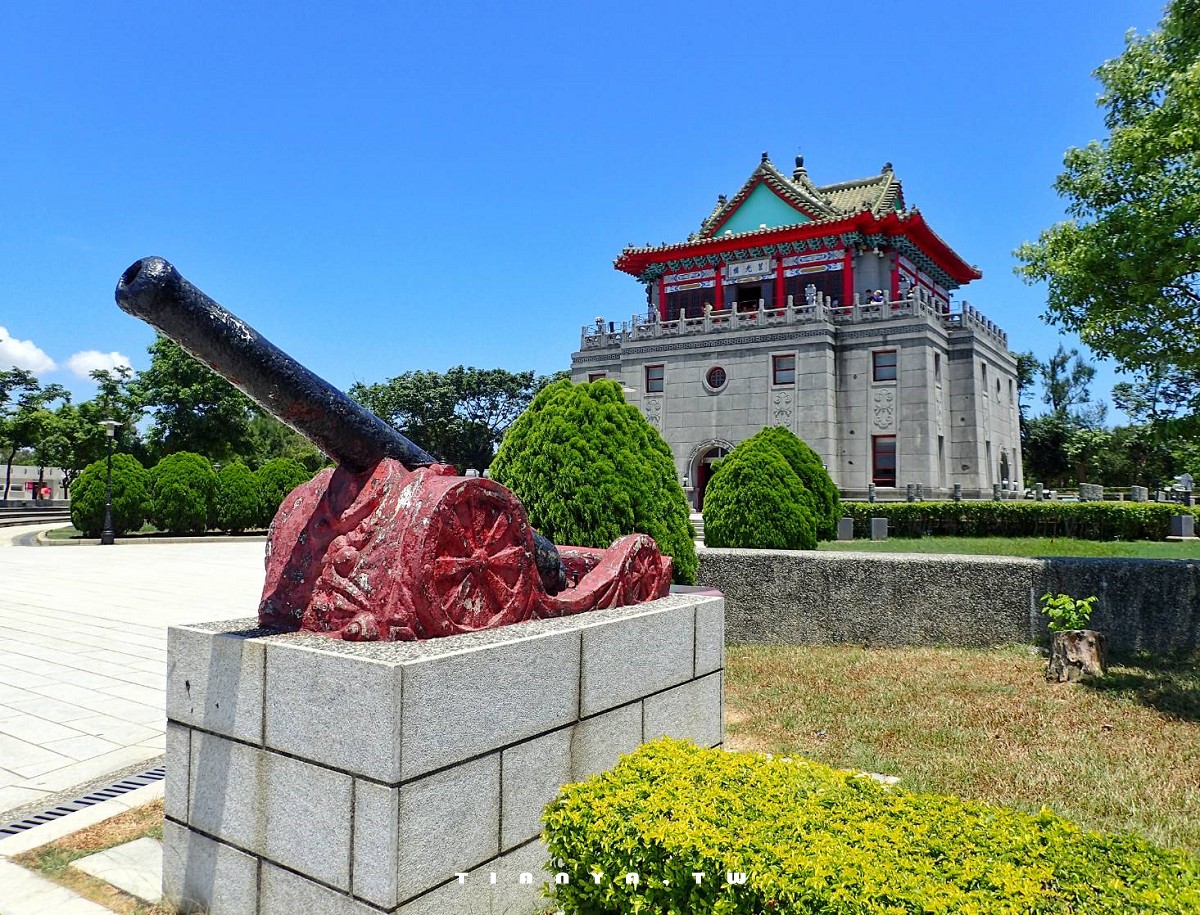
(1040, 592, 1098, 631)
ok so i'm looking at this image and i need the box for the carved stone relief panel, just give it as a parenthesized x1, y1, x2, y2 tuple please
(872, 388, 895, 431)
(643, 396, 663, 429)
(771, 390, 794, 427)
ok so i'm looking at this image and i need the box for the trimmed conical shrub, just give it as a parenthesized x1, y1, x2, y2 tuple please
(214, 461, 261, 533)
(491, 379, 697, 584)
(150, 452, 216, 534)
(744, 426, 840, 540)
(69, 453, 151, 538)
(255, 457, 315, 528)
(703, 435, 817, 550)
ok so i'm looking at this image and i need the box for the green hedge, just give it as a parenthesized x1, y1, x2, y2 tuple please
(543, 739, 1200, 914)
(842, 500, 1200, 541)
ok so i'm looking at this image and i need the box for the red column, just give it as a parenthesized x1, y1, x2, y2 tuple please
(658, 276, 667, 321)
(775, 257, 785, 310)
(714, 263, 725, 310)
(889, 256, 900, 302)
(842, 248, 853, 306)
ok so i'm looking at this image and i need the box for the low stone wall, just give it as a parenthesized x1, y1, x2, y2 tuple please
(164, 591, 725, 915)
(698, 549, 1199, 655)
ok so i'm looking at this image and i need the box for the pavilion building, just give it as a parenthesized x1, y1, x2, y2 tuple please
(570, 153, 1022, 507)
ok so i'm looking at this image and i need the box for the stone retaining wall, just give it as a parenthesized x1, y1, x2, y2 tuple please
(698, 549, 1199, 655)
(164, 591, 725, 915)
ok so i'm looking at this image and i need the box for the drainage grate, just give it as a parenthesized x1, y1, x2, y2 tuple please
(0, 766, 166, 838)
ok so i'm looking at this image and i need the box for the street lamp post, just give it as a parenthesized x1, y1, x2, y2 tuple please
(99, 419, 121, 545)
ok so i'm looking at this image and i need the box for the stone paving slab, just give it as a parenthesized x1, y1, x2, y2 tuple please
(0, 858, 113, 914)
(0, 528, 266, 825)
(71, 836, 163, 904)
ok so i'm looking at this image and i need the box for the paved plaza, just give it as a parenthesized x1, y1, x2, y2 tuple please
(0, 527, 265, 824)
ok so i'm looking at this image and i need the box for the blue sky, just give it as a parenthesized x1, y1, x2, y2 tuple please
(1, 1, 1167, 421)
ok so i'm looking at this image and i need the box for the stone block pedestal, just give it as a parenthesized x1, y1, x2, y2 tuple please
(164, 590, 725, 915)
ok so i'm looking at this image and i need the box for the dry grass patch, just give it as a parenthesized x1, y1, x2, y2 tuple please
(13, 798, 171, 914)
(725, 644, 1200, 853)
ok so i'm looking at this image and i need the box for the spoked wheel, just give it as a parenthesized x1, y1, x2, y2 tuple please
(613, 534, 670, 604)
(413, 478, 540, 635)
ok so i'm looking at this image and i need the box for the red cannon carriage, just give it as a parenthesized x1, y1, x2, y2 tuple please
(116, 258, 671, 641)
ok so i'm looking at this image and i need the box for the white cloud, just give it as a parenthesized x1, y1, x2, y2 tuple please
(65, 350, 133, 378)
(0, 326, 57, 374)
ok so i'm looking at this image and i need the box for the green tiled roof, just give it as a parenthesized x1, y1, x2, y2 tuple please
(699, 155, 905, 238)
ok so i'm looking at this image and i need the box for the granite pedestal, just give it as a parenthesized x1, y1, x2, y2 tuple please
(163, 590, 725, 915)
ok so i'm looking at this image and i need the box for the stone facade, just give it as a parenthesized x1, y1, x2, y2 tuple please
(572, 296, 1022, 506)
(571, 154, 1022, 507)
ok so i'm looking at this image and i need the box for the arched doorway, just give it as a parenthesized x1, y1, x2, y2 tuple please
(694, 445, 730, 511)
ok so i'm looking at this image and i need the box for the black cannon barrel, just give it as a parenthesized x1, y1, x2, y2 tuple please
(116, 257, 437, 472)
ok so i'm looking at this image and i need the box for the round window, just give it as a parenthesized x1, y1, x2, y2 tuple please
(706, 366, 727, 390)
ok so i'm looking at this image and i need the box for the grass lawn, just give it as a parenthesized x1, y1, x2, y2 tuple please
(13, 799, 168, 914)
(818, 535, 1200, 558)
(726, 644, 1200, 854)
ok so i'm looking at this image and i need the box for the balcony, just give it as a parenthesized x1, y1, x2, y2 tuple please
(579, 288, 1008, 350)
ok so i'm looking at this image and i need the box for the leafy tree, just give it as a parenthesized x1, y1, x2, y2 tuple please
(1066, 427, 1113, 485)
(149, 452, 216, 534)
(1013, 350, 1040, 437)
(135, 336, 254, 462)
(744, 426, 840, 540)
(491, 379, 697, 584)
(37, 367, 145, 494)
(703, 437, 817, 550)
(1023, 414, 1074, 489)
(246, 411, 325, 473)
(69, 453, 151, 537)
(213, 462, 262, 533)
(1039, 344, 1097, 420)
(255, 457, 314, 528)
(1016, 0, 1200, 375)
(1021, 346, 1105, 486)
(0, 370, 69, 505)
(350, 366, 564, 472)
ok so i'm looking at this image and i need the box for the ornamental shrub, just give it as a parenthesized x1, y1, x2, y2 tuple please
(69, 453, 150, 538)
(213, 461, 261, 533)
(743, 426, 840, 540)
(841, 500, 1199, 541)
(702, 438, 817, 550)
(149, 452, 216, 534)
(543, 738, 1200, 914)
(255, 457, 315, 529)
(490, 379, 697, 584)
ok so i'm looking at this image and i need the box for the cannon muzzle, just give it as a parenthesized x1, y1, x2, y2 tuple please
(116, 257, 437, 472)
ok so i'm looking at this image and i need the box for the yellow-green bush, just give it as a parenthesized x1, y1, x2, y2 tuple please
(543, 739, 1200, 914)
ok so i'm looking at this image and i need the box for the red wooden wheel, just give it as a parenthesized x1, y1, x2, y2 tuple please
(412, 478, 540, 636)
(619, 536, 666, 603)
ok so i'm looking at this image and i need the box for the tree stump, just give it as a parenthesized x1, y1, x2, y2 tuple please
(1046, 630, 1107, 682)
